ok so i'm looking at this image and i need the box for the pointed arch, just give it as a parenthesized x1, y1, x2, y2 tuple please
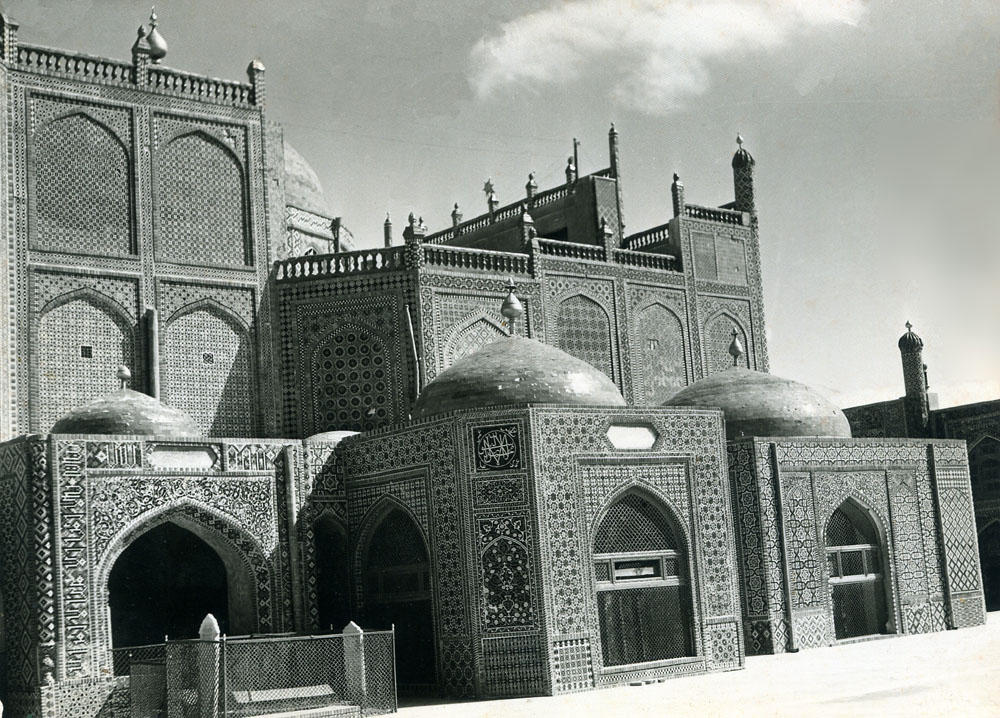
(443, 312, 507, 369)
(161, 299, 255, 437)
(824, 497, 891, 640)
(312, 509, 351, 632)
(31, 110, 133, 256)
(555, 292, 615, 381)
(634, 301, 688, 404)
(355, 496, 436, 689)
(703, 310, 750, 375)
(155, 129, 248, 266)
(590, 485, 695, 666)
(98, 499, 271, 649)
(34, 289, 137, 432)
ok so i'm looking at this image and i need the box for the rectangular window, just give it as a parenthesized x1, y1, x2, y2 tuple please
(613, 559, 661, 581)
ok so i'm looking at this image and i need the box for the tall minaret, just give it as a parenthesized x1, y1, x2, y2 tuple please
(898, 321, 930, 436)
(731, 134, 755, 213)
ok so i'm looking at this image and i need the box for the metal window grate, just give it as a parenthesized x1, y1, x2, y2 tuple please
(594, 494, 677, 554)
(597, 586, 693, 666)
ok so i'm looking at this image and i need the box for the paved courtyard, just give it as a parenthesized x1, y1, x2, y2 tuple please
(401, 613, 1000, 717)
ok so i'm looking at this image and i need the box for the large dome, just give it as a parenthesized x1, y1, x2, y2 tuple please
(283, 141, 334, 217)
(663, 367, 852, 440)
(412, 336, 626, 420)
(51, 388, 200, 438)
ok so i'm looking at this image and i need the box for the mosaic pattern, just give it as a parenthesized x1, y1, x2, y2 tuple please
(478, 516, 534, 631)
(36, 294, 136, 432)
(704, 311, 749, 374)
(633, 302, 687, 404)
(31, 112, 132, 256)
(161, 306, 255, 436)
(554, 294, 614, 381)
(155, 131, 248, 267)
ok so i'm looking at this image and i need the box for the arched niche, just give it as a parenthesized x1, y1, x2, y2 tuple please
(313, 512, 351, 632)
(102, 512, 260, 648)
(360, 504, 435, 691)
(824, 499, 891, 640)
(591, 489, 695, 666)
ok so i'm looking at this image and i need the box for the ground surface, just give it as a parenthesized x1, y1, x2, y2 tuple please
(400, 613, 1000, 717)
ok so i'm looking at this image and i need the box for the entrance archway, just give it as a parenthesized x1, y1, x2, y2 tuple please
(592, 491, 694, 666)
(314, 515, 351, 632)
(978, 522, 1000, 612)
(362, 507, 435, 691)
(108, 522, 230, 647)
(825, 501, 889, 639)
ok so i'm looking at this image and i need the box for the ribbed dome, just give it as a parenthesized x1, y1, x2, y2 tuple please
(663, 367, 851, 440)
(898, 322, 923, 352)
(283, 141, 333, 217)
(51, 389, 200, 438)
(412, 336, 626, 420)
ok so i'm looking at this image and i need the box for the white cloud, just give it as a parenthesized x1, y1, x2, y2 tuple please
(469, 0, 866, 114)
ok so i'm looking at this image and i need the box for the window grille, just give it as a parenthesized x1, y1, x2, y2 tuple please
(593, 493, 694, 668)
(825, 504, 888, 639)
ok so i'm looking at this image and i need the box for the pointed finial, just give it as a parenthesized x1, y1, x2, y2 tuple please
(384, 212, 391, 224)
(728, 328, 745, 366)
(146, 6, 167, 62)
(483, 178, 495, 197)
(149, 7, 158, 26)
(116, 365, 132, 390)
(500, 278, 523, 337)
(672, 172, 680, 183)
(905, 320, 913, 332)
(136, 24, 147, 39)
(736, 133, 744, 149)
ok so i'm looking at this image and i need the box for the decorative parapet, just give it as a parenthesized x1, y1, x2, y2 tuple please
(274, 246, 406, 281)
(623, 222, 670, 251)
(8, 41, 258, 108)
(612, 248, 678, 272)
(422, 244, 530, 275)
(423, 168, 612, 245)
(536, 238, 605, 262)
(683, 203, 748, 226)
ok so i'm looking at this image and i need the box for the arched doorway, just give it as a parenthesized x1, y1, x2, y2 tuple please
(108, 522, 230, 647)
(592, 491, 694, 667)
(978, 522, 1000, 612)
(825, 501, 889, 639)
(362, 508, 435, 691)
(314, 515, 351, 632)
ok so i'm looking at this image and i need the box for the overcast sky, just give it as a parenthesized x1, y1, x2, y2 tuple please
(9, 0, 1000, 409)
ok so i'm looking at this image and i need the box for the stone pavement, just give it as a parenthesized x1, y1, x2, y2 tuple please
(401, 613, 1000, 717)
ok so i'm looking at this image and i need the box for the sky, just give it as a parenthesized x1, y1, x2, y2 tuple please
(8, 0, 1000, 409)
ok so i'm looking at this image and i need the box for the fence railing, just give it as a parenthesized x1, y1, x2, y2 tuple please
(113, 627, 396, 717)
(274, 246, 407, 281)
(422, 244, 530, 275)
(536, 238, 606, 262)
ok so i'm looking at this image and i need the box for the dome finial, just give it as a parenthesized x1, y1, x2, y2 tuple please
(146, 6, 168, 62)
(500, 278, 523, 336)
(736, 133, 744, 149)
(728, 328, 745, 366)
(905, 320, 912, 332)
(116, 365, 132, 390)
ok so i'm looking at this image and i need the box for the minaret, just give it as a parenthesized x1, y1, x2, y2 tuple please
(731, 134, 755, 213)
(898, 321, 930, 436)
(383, 213, 393, 248)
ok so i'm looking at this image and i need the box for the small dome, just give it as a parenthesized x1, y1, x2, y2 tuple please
(51, 389, 200, 437)
(663, 367, 852, 440)
(732, 134, 755, 169)
(304, 430, 359, 445)
(412, 336, 625, 420)
(283, 141, 334, 217)
(898, 321, 923, 352)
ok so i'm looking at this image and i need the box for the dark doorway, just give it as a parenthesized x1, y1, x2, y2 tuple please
(363, 508, 435, 693)
(592, 491, 694, 667)
(979, 522, 1000, 612)
(108, 522, 229, 647)
(825, 502, 889, 640)
(314, 516, 351, 632)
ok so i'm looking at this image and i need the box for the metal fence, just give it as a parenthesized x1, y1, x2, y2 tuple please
(113, 628, 396, 717)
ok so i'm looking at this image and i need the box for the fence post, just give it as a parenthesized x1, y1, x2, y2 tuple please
(342, 621, 366, 710)
(197, 614, 222, 718)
